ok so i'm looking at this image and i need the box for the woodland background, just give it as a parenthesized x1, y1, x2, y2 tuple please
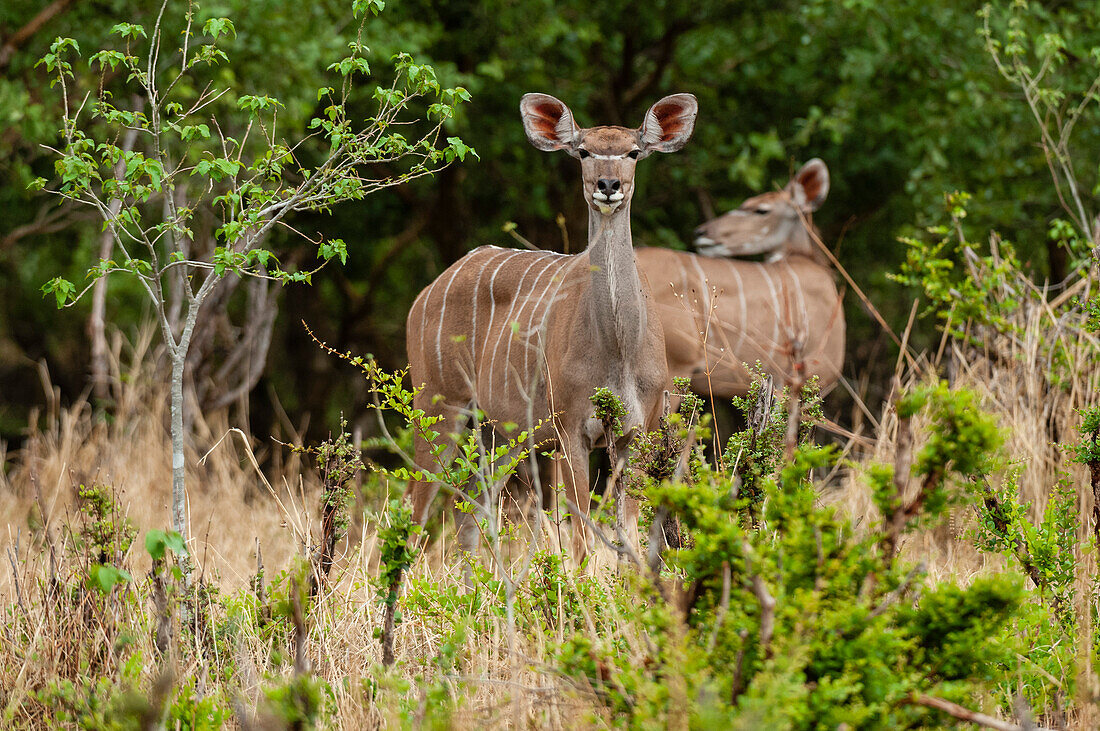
(1, 2, 1100, 728)
(1, 0, 1096, 441)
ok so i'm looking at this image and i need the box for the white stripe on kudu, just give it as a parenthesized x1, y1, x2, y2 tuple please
(470, 248, 511, 376)
(435, 254, 476, 379)
(490, 256, 552, 394)
(782, 260, 809, 343)
(757, 266, 782, 355)
(722, 259, 748, 357)
(522, 255, 573, 389)
(417, 273, 443, 376)
(478, 251, 526, 374)
(509, 255, 560, 396)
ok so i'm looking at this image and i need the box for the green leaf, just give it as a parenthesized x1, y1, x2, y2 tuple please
(110, 23, 146, 40)
(319, 238, 348, 265)
(145, 529, 187, 561)
(90, 564, 132, 594)
(352, 0, 385, 17)
(237, 95, 283, 114)
(41, 277, 75, 309)
(202, 17, 236, 40)
(444, 137, 478, 163)
(180, 124, 211, 141)
(90, 50, 126, 71)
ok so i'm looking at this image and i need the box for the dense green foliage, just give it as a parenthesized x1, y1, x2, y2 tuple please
(4, 0, 1100, 440)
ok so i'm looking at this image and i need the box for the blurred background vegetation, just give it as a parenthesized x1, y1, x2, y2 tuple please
(2, 0, 1098, 445)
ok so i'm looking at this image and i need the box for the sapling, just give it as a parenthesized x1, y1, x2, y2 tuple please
(32, 0, 475, 542)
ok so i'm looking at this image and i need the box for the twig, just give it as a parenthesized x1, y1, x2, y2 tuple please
(566, 497, 643, 570)
(6, 546, 27, 619)
(751, 575, 776, 658)
(784, 352, 805, 461)
(881, 405, 917, 562)
(706, 561, 732, 653)
(729, 628, 751, 704)
(381, 567, 401, 667)
(151, 559, 172, 656)
(866, 561, 925, 622)
(646, 504, 670, 577)
(290, 577, 309, 675)
(744, 541, 776, 659)
(910, 694, 1053, 731)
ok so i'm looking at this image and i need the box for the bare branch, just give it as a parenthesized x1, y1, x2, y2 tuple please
(743, 541, 775, 659)
(0, 0, 75, 69)
(910, 694, 1053, 731)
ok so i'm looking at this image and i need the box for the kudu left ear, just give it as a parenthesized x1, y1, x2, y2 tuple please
(640, 93, 698, 153)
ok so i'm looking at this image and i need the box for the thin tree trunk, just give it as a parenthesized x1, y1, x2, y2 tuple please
(89, 228, 115, 403)
(89, 120, 140, 402)
(170, 348, 187, 538)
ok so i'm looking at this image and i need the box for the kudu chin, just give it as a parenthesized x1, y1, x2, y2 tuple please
(636, 158, 845, 398)
(404, 92, 697, 566)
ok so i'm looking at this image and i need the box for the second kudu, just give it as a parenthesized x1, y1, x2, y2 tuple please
(636, 159, 845, 398)
(404, 92, 698, 563)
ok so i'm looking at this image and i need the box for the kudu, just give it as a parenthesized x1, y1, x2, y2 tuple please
(404, 92, 698, 563)
(635, 159, 844, 397)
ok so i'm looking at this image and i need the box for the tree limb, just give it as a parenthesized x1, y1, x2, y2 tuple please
(911, 694, 1053, 731)
(0, 0, 76, 69)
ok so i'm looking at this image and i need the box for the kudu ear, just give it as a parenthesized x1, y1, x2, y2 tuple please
(639, 93, 698, 153)
(787, 158, 830, 211)
(520, 93, 580, 154)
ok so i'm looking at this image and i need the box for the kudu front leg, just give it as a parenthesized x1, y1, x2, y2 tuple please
(559, 446, 592, 569)
(454, 476, 482, 590)
(611, 437, 643, 566)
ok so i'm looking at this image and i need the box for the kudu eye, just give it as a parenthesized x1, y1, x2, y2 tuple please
(578, 149, 590, 159)
(627, 150, 640, 159)
(754, 207, 771, 215)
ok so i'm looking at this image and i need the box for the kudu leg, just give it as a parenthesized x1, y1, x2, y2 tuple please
(560, 445, 592, 569)
(619, 468, 642, 561)
(454, 477, 481, 590)
(404, 403, 462, 529)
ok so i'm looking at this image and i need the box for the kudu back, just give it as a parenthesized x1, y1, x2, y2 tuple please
(636, 159, 845, 397)
(405, 93, 697, 563)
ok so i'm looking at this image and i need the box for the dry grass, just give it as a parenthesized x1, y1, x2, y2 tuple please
(0, 332, 619, 726)
(0, 329, 310, 591)
(830, 277, 1100, 581)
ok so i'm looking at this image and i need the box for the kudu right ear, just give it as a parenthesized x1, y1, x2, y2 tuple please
(520, 93, 580, 153)
(787, 158, 830, 211)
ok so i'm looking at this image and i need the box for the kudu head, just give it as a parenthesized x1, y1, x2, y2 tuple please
(520, 92, 698, 216)
(693, 158, 830, 259)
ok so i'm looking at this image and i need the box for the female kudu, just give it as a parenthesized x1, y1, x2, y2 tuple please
(405, 93, 697, 563)
(636, 159, 845, 398)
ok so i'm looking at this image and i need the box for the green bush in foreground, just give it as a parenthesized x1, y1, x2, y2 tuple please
(536, 381, 1059, 729)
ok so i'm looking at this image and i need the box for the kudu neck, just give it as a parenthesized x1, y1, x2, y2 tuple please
(584, 203, 647, 355)
(779, 217, 823, 262)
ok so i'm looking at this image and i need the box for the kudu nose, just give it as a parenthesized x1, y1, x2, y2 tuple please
(597, 178, 621, 195)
